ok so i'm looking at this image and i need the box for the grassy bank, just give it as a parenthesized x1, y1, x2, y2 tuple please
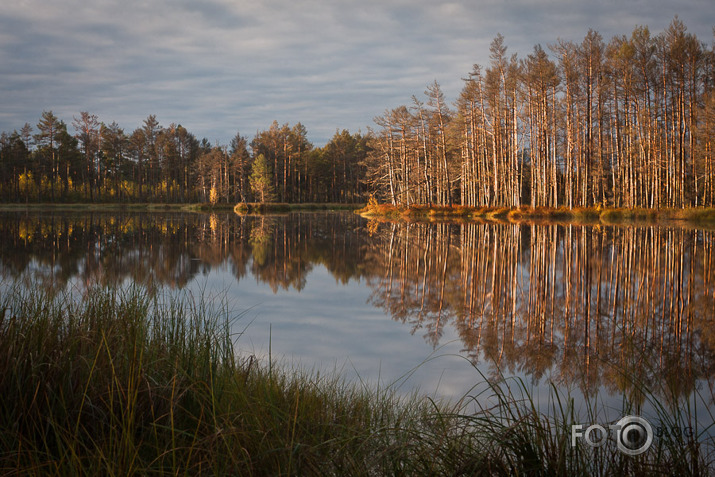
(356, 202, 715, 227)
(0, 202, 227, 213)
(233, 202, 363, 214)
(0, 202, 363, 214)
(0, 283, 711, 475)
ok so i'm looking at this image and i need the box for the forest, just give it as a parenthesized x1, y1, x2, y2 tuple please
(0, 116, 369, 204)
(0, 18, 713, 208)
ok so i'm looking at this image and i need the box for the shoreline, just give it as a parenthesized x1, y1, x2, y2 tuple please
(355, 203, 715, 227)
(0, 202, 364, 213)
(2, 201, 714, 228)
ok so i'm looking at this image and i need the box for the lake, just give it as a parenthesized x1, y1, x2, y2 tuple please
(2, 209, 714, 427)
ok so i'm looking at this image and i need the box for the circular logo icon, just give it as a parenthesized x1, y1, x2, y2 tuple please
(615, 416, 653, 456)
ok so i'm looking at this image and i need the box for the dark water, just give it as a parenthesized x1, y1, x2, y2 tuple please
(2, 210, 714, 424)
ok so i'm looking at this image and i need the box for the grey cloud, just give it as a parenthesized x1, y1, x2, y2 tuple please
(1, 0, 713, 145)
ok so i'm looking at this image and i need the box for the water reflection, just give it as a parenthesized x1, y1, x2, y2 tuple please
(0, 211, 368, 294)
(1, 210, 714, 405)
(366, 220, 715, 406)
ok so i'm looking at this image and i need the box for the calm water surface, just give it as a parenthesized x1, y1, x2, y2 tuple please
(2, 210, 714, 426)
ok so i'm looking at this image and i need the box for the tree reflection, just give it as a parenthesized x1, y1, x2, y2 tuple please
(1, 211, 713, 400)
(0, 211, 369, 296)
(363, 219, 715, 402)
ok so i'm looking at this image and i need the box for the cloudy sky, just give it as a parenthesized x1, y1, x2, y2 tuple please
(1, 0, 713, 146)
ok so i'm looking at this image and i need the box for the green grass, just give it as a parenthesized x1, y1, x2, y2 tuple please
(0, 282, 712, 475)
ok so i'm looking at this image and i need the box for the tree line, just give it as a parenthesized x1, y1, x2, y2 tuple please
(0, 115, 369, 204)
(1, 18, 713, 208)
(367, 18, 715, 208)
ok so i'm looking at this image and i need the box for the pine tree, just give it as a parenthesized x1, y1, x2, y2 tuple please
(250, 154, 275, 203)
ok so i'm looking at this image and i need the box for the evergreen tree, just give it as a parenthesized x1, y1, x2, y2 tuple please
(250, 154, 275, 203)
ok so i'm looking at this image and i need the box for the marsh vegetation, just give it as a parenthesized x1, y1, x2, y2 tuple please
(1, 282, 712, 475)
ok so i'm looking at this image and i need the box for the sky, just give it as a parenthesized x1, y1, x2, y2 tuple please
(1, 0, 713, 147)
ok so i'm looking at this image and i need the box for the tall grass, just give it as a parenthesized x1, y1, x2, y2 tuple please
(453, 370, 714, 476)
(1, 282, 713, 475)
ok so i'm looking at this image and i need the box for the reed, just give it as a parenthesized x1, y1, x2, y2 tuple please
(0, 282, 712, 475)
